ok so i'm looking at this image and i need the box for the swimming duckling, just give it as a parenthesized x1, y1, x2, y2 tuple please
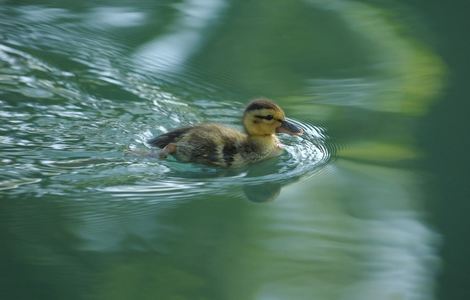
(148, 98, 303, 167)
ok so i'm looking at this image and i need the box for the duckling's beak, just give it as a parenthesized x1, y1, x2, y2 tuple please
(276, 120, 303, 136)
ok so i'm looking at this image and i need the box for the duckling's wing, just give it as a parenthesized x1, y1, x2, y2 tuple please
(147, 127, 191, 148)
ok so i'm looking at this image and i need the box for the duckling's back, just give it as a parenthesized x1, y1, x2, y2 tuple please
(150, 124, 258, 167)
(147, 127, 192, 148)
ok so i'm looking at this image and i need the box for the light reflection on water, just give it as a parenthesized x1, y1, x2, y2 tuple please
(0, 1, 445, 300)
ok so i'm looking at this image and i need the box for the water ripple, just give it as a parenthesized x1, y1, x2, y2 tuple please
(122, 113, 331, 202)
(0, 6, 332, 202)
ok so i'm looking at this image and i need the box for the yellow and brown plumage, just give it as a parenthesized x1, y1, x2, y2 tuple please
(148, 98, 303, 167)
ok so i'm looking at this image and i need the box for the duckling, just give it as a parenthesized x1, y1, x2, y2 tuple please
(147, 98, 303, 167)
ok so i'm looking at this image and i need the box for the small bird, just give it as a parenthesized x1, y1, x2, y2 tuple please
(148, 98, 303, 167)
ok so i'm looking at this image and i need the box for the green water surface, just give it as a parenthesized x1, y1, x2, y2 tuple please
(1, 0, 469, 299)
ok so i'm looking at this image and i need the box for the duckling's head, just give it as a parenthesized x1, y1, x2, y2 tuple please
(243, 98, 303, 136)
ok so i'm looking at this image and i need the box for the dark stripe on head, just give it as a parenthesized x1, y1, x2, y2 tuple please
(244, 99, 278, 112)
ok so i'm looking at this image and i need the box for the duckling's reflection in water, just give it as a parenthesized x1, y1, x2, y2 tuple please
(124, 144, 299, 203)
(243, 182, 281, 202)
(240, 158, 295, 203)
(125, 149, 293, 202)
(126, 141, 305, 202)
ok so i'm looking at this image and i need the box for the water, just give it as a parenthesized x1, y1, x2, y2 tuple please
(1, 0, 469, 299)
